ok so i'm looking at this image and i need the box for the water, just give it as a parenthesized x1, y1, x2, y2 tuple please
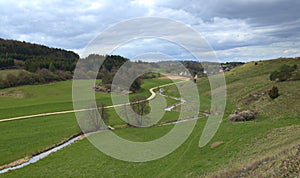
(164, 98, 186, 111)
(0, 87, 194, 174)
(159, 88, 186, 112)
(0, 136, 81, 174)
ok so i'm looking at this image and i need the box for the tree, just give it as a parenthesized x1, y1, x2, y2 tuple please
(49, 62, 56, 72)
(120, 105, 131, 126)
(130, 95, 150, 126)
(130, 77, 142, 93)
(85, 102, 109, 132)
(86, 105, 102, 132)
(97, 102, 109, 126)
(0, 58, 14, 69)
(268, 86, 279, 99)
(102, 71, 114, 85)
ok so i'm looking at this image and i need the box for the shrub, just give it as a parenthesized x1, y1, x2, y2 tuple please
(6, 73, 18, 87)
(269, 64, 297, 82)
(17, 71, 33, 85)
(268, 86, 279, 99)
(291, 71, 300, 80)
(54, 70, 72, 80)
(229, 110, 259, 122)
(36, 69, 59, 82)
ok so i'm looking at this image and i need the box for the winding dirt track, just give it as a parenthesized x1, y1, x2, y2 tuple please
(0, 78, 188, 123)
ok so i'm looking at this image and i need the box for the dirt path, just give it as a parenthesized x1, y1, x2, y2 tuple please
(0, 77, 188, 123)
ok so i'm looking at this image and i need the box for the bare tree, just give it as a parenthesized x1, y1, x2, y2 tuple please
(97, 102, 109, 126)
(130, 96, 150, 126)
(120, 104, 131, 126)
(85, 102, 109, 132)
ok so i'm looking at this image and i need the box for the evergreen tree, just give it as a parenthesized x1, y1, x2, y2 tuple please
(49, 62, 56, 72)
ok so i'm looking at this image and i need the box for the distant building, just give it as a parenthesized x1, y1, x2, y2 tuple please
(179, 71, 188, 76)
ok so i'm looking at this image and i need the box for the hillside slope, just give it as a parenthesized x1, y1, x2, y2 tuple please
(225, 58, 300, 119)
(205, 58, 300, 177)
(1, 58, 300, 177)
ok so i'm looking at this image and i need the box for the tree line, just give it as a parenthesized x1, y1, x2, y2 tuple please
(0, 69, 72, 89)
(0, 38, 79, 61)
(0, 38, 79, 71)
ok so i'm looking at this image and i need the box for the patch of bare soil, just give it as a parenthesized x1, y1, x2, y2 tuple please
(160, 75, 190, 81)
(0, 90, 24, 98)
(211, 141, 224, 148)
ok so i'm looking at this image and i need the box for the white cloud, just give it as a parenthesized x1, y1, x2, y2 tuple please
(0, 0, 299, 61)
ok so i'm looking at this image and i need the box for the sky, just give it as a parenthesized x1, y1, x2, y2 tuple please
(0, 0, 299, 62)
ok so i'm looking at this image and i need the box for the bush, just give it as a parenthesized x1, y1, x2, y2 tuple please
(229, 110, 259, 122)
(6, 73, 18, 87)
(36, 69, 59, 82)
(0, 69, 73, 89)
(269, 64, 297, 82)
(268, 86, 279, 99)
(291, 71, 300, 80)
(54, 70, 73, 80)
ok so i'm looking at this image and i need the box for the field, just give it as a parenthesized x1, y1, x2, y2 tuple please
(2, 116, 300, 177)
(0, 78, 177, 167)
(1, 58, 300, 177)
(0, 113, 79, 166)
(0, 78, 172, 119)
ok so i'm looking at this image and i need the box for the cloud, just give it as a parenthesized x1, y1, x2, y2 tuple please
(214, 41, 300, 62)
(0, 0, 299, 61)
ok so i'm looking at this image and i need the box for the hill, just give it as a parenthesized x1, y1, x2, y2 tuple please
(1, 57, 299, 177)
(205, 57, 300, 177)
(225, 58, 300, 120)
(0, 38, 79, 71)
(0, 39, 135, 90)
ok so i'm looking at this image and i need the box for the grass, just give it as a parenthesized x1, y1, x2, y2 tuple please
(1, 58, 300, 177)
(2, 116, 300, 177)
(164, 77, 212, 112)
(224, 58, 300, 118)
(0, 113, 80, 166)
(0, 104, 180, 167)
(0, 78, 172, 119)
(0, 77, 179, 167)
(208, 123, 300, 177)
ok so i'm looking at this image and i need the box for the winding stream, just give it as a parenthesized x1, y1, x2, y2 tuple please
(159, 88, 186, 112)
(0, 84, 193, 174)
(0, 136, 81, 174)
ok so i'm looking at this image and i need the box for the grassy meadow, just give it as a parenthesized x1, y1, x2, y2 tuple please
(0, 78, 172, 119)
(1, 58, 300, 177)
(0, 77, 178, 167)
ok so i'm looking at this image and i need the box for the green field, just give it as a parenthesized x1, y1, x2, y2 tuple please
(0, 78, 178, 167)
(0, 78, 172, 119)
(1, 58, 300, 177)
(2, 117, 299, 177)
(0, 113, 79, 166)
